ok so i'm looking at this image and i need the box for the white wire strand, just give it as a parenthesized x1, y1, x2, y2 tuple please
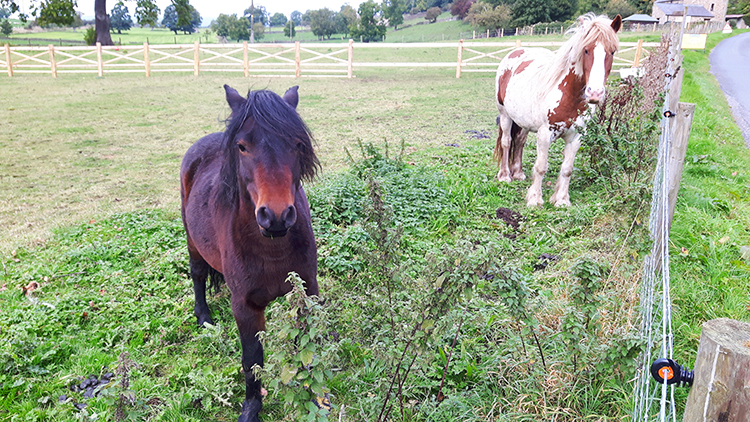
(633, 27, 683, 422)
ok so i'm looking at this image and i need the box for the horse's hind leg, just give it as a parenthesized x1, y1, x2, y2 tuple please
(509, 124, 529, 181)
(189, 255, 214, 327)
(494, 112, 514, 182)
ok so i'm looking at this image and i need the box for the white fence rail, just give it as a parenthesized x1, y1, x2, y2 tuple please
(2, 39, 657, 79)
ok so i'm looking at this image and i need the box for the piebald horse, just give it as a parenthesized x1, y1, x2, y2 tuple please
(494, 14, 622, 206)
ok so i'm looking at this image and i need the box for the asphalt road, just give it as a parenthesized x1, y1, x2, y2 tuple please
(709, 32, 750, 148)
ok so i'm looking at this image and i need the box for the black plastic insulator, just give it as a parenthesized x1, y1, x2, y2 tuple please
(664, 110, 675, 118)
(650, 358, 694, 388)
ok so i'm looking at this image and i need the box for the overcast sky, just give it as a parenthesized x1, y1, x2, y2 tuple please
(70, 0, 354, 24)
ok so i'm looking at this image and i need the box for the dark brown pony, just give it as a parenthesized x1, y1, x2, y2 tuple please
(180, 85, 319, 422)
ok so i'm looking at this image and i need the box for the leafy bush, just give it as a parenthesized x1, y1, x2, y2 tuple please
(83, 26, 96, 45)
(576, 38, 668, 206)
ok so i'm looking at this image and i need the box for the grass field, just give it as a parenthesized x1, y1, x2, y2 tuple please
(0, 29, 748, 421)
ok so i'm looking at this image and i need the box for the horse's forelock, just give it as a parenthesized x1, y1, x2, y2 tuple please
(540, 14, 618, 97)
(219, 90, 319, 203)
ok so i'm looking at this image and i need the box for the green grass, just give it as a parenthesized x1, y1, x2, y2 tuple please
(668, 30, 750, 374)
(0, 29, 748, 422)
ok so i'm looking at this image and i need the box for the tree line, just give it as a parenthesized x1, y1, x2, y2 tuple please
(5, 0, 736, 46)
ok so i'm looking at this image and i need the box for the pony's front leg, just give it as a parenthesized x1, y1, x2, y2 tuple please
(550, 131, 582, 207)
(526, 127, 552, 207)
(495, 114, 514, 182)
(232, 296, 266, 422)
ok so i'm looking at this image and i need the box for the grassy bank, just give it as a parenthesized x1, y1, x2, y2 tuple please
(669, 31, 750, 376)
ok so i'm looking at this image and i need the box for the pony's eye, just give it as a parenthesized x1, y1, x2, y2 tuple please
(584, 49, 589, 55)
(238, 144, 247, 152)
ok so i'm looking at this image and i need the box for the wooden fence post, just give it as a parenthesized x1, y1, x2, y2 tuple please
(633, 39, 644, 67)
(48, 45, 57, 78)
(456, 39, 463, 79)
(193, 41, 200, 76)
(347, 39, 353, 79)
(683, 318, 750, 421)
(515, 39, 521, 49)
(667, 102, 695, 229)
(143, 42, 150, 77)
(4, 44, 11, 77)
(294, 41, 301, 78)
(96, 42, 103, 77)
(243, 41, 249, 77)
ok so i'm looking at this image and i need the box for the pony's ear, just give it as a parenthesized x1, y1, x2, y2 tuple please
(224, 84, 245, 113)
(611, 14, 622, 33)
(282, 86, 299, 109)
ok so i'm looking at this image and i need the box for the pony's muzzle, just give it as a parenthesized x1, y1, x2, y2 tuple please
(586, 86, 605, 104)
(256, 205, 297, 238)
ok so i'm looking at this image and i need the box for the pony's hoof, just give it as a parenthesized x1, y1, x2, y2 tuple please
(496, 174, 512, 183)
(197, 315, 214, 328)
(511, 172, 526, 181)
(552, 199, 571, 207)
(238, 399, 262, 422)
(525, 192, 544, 207)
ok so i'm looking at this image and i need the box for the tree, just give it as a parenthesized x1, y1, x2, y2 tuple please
(290, 10, 302, 26)
(511, 0, 551, 25)
(244, 4, 267, 26)
(0, 0, 157, 45)
(425, 6, 441, 22)
(349, 0, 387, 42)
(269, 12, 287, 27)
(134, 0, 159, 27)
(466, 1, 512, 32)
(95, 0, 113, 44)
(576, 0, 608, 15)
(162, 5, 178, 33)
(163, 2, 200, 35)
(37, 0, 77, 27)
(211, 13, 249, 41)
(382, 0, 406, 29)
(283, 19, 295, 37)
(549, 0, 577, 22)
(109, 1, 133, 33)
(335, 4, 357, 35)
(1, 18, 12, 35)
(604, 0, 637, 18)
(451, 0, 475, 19)
(308, 8, 336, 40)
(252, 22, 264, 40)
(0, 6, 11, 19)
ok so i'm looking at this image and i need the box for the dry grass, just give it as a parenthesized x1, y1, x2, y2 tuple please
(0, 70, 498, 252)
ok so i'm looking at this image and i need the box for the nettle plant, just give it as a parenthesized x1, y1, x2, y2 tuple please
(576, 39, 667, 206)
(260, 273, 334, 422)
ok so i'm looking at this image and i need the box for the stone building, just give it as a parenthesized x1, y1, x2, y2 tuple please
(652, 0, 728, 23)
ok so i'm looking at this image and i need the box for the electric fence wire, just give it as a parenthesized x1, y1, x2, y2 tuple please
(632, 28, 684, 422)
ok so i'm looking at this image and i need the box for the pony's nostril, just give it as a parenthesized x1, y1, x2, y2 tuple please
(256, 206, 274, 229)
(281, 206, 297, 227)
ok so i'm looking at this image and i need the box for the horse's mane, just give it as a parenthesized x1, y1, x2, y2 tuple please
(220, 89, 320, 204)
(539, 13, 620, 99)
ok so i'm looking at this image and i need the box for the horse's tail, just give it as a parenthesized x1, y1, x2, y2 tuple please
(208, 267, 224, 294)
(493, 116, 504, 164)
